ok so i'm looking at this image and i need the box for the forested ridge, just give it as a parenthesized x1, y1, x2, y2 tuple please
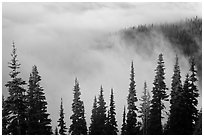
(2, 17, 202, 135)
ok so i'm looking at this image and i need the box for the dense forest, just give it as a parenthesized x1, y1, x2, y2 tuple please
(2, 17, 202, 135)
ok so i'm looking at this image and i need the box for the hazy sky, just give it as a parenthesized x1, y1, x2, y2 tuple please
(2, 2, 202, 132)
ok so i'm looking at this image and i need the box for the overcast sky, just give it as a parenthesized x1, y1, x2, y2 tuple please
(2, 2, 202, 132)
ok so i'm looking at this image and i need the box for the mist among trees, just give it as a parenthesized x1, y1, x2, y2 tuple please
(2, 17, 202, 135)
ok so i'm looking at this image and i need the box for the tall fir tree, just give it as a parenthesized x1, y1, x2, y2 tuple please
(2, 95, 10, 135)
(96, 86, 107, 134)
(121, 106, 127, 135)
(181, 57, 199, 134)
(57, 98, 67, 135)
(27, 65, 52, 135)
(126, 61, 138, 135)
(69, 78, 87, 135)
(105, 89, 118, 134)
(167, 55, 184, 134)
(139, 81, 150, 135)
(5, 42, 27, 135)
(148, 54, 168, 135)
(89, 96, 98, 135)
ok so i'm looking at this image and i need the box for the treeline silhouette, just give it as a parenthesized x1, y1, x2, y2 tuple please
(2, 43, 201, 135)
(2, 17, 202, 135)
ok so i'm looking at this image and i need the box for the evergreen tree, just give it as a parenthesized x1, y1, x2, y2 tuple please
(139, 82, 150, 135)
(126, 61, 138, 134)
(2, 95, 10, 135)
(106, 89, 118, 134)
(182, 74, 192, 134)
(96, 86, 107, 134)
(69, 78, 87, 135)
(89, 96, 98, 134)
(57, 98, 67, 135)
(148, 54, 168, 135)
(168, 55, 184, 134)
(121, 106, 127, 135)
(5, 42, 27, 135)
(181, 57, 199, 134)
(55, 127, 58, 135)
(27, 65, 52, 135)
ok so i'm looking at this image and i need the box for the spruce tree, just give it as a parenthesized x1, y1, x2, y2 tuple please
(5, 42, 27, 135)
(182, 74, 192, 134)
(121, 106, 127, 135)
(89, 96, 98, 134)
(96, 86, 107, 134)
(106, 89, 118, 134)
(69, 78, 87, 135)
(27, 65, 52, 135)
(126, 61, 138, 134)
(181, 57, 199, 134)
(57, 98, 67, 135)
(2, 95, 10, 135)
(168, 55, 184, 134)
(139, 82, 150, 135)
(148, 54, 168, 135)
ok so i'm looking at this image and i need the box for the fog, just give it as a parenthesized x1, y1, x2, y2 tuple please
(2, 2, 201, 131)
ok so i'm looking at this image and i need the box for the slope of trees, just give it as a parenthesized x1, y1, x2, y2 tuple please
(3, 17, 201, 135)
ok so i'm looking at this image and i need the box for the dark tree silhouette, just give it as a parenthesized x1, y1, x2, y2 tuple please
(96, 86, 107, 134)
(167, 55, 184, 134)
(89, 96, 98, 135)
(121, 106, 127, 135)
(69, 78, 87, 135)
(27, 65, 52, 135)
(105, 89, 118, 134)
(180, 57, 199, 134)
(126, 61, 139, 134)
(139, 81, 150, 135)
(57, 98, 67, 135)
(5, 42, 27, 135)
(148, 54, 168, 135)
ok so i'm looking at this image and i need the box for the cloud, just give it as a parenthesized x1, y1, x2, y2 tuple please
(2, 2, 201, 132)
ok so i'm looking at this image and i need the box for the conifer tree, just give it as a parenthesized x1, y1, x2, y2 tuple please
(106, 89, 118, 134)
(5, 42, 27, 135)
(148, 54, 168, 135)
(168, 55, 184, 134)
(89, 96, 98, 134)
(182, 74, 192, 134)
(139, 82, 150, 135)
(27, 65, 52, 135)
(57, 98, 67, 135)
(96, 86, 107, 134)
(2, 95, 10, 135)
(121, 106, 127, 135)
(69, 78, 87, 135)
(126, 61, 138, 134)
(181, 57, 199, 134)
